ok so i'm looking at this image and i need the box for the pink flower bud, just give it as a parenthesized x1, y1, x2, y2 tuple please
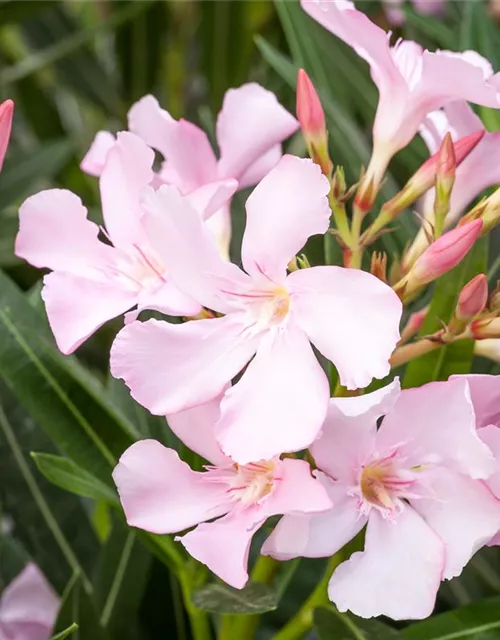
(456, 273, 488, 321)
(408, 219, 483, 288)
(0, 99, 13, 172)
(399, 306, 428, 343)
(437, 133, 456, 182)
(296, 69, 326, 138)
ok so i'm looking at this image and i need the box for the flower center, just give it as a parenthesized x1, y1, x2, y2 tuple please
(227, 461, 278, 507)
(258, 287, 291, 326)
(111, 244, 167, 292)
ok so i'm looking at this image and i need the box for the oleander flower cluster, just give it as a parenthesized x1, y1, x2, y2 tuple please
(14, 0, 500, 624)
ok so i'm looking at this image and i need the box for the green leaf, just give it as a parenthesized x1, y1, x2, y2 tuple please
(403, 238, 488, 388)
(50, 623, 79, 640)
(31, 453, 118, 503)
(0, 140, 74, 207)
(314, 606, 402, 640)
(0, 0, 55, 24)
(95, 524, 151, 637)
(403, 596, 500, 639)
(192, 581, 278, 614)
(54, 573, 108, 640)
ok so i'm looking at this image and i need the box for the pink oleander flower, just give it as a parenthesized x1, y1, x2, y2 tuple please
(263, 377, 500, 620)
(82, 83, 299, 259)
(112, 393, 331, 589)
(0, 563, 59, 640)
(16, 132, 205, 355)
(0, 99, 14, 173)
(301, 0, 500, 191)
(383, 0, 445, 27)
(111, 155, 402, 463)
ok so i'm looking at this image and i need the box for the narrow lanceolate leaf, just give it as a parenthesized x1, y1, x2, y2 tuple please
(402, 596, 500, 639)
(314, 606, 403, 640)
(31, 453, 118, 503)
(50, 624, 79, 640)
(192, 581, 279, 614)
(0, 271, 136, 483)
(403, 237, 488, 388)
(54, 573, 108, 640)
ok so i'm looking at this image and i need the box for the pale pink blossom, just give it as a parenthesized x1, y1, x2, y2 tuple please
(111, 155, 402, 463)
(82, 84, 299, 259)
(16, 132, 203, 355)
(301, 0, 500, 190)
(112, 394, 331, 589)
(0, 99, 14, 173)
(263, 377, 500, 620)
(0, 563, 59, 640)
(383, 0, 445, 27)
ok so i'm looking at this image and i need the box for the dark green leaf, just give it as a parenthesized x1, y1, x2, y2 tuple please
(31, 453, 118, 503)
(314, 606, 402, 640)
(55, 573, 108, 640)
(403, 238, 488, 388)
(192, 581, 278, 614)
(403, 596, 500, 639)
(0, 0, 55, 24)
(50, 623, 79, 640)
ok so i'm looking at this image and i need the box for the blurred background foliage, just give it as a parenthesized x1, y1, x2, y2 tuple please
(2, 1, 500, 639)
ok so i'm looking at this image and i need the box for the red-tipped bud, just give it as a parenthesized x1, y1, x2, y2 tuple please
(456, 274, 488, 321)
(400, 220, 483, 294)
(0, 99, 14, 172)
(437, 133, 456, 180)
(296, 69, 332, 176)
(470, 317, 500, 340)
(297, 69, 326, 138)
(399, 306, 428, 343)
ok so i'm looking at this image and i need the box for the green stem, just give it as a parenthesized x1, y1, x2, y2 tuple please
(272, 554, 343, 640)
(178, 569, 212, 640)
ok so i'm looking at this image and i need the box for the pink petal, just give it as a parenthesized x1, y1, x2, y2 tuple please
(311, 379, 401, 482)
(136, 280, 202, 318)
(216, 83, 298, 181)
(237, 144, 282, 190)
(478, 426, 500, 499)
(262, 473, 366, 560)
(185, 179, 238, 220)
(42, 271, 138, 355)
(216, 325, 329, 464)
(178, 511, 262, 589)
(377, 378, 496, 479)
(113, 440, 230, 534)
(263, 458, 332, 517)
(0, 563, 59, 639)
(204, 203, 232, 262)
(411, 468, 500, 579)
(167, 391, 230, 466)
(127, 94, 176, 159)
(451, 374, 500, 429)
(329, 508, 444, 620)
(288, 266, 402, 390)
(163, 119, 218, 192)
(110, 315, 259, 415)
(80, 130, 116, 177)
(16, 189, 111, 274)
(0, 99, 14, 173)
(142, 185, 249, 313)
(301, 1, 401, 91)
(241, 156, 330, 281)
(99, 131, 154, 248)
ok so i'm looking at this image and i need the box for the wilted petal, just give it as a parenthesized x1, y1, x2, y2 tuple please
(263, 475, 366, 560)
(0, 563, 59, 640)
(377, 378, 495, 479)
(311, 379, 401, 482)
(42, 271, 138, 355)
(99, 131, 154, 248)
(16, 189, 111, 274)
(329, 508, 444, 620)
(80, 130, 116, 177)
(110, 315, 259, 415)
(412, 467, 500, 580)
(216, 325, 329, 464)
(113, 440, 230, 534)
(241, 156, 330, 281)
(216, 83, 298, 181)
(288, 266, 402, 390)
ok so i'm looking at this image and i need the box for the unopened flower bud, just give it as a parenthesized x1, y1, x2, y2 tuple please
(370, 251, 387, 283)
(470, 317, 500, 340)
(331, 166, 346, 200)
(474, 338, 500, 363)
(460, 187, 500, 235)
(489, 281, 500, 312)
(296, 69, 333, 177)
(364, 130, 484, 244)
(433, 133, 456, 238)
(456, 274, 488, 321)
(399, 306, 428, 344)
(0, 99, 14, 172)
(396, 220, 483, 296)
